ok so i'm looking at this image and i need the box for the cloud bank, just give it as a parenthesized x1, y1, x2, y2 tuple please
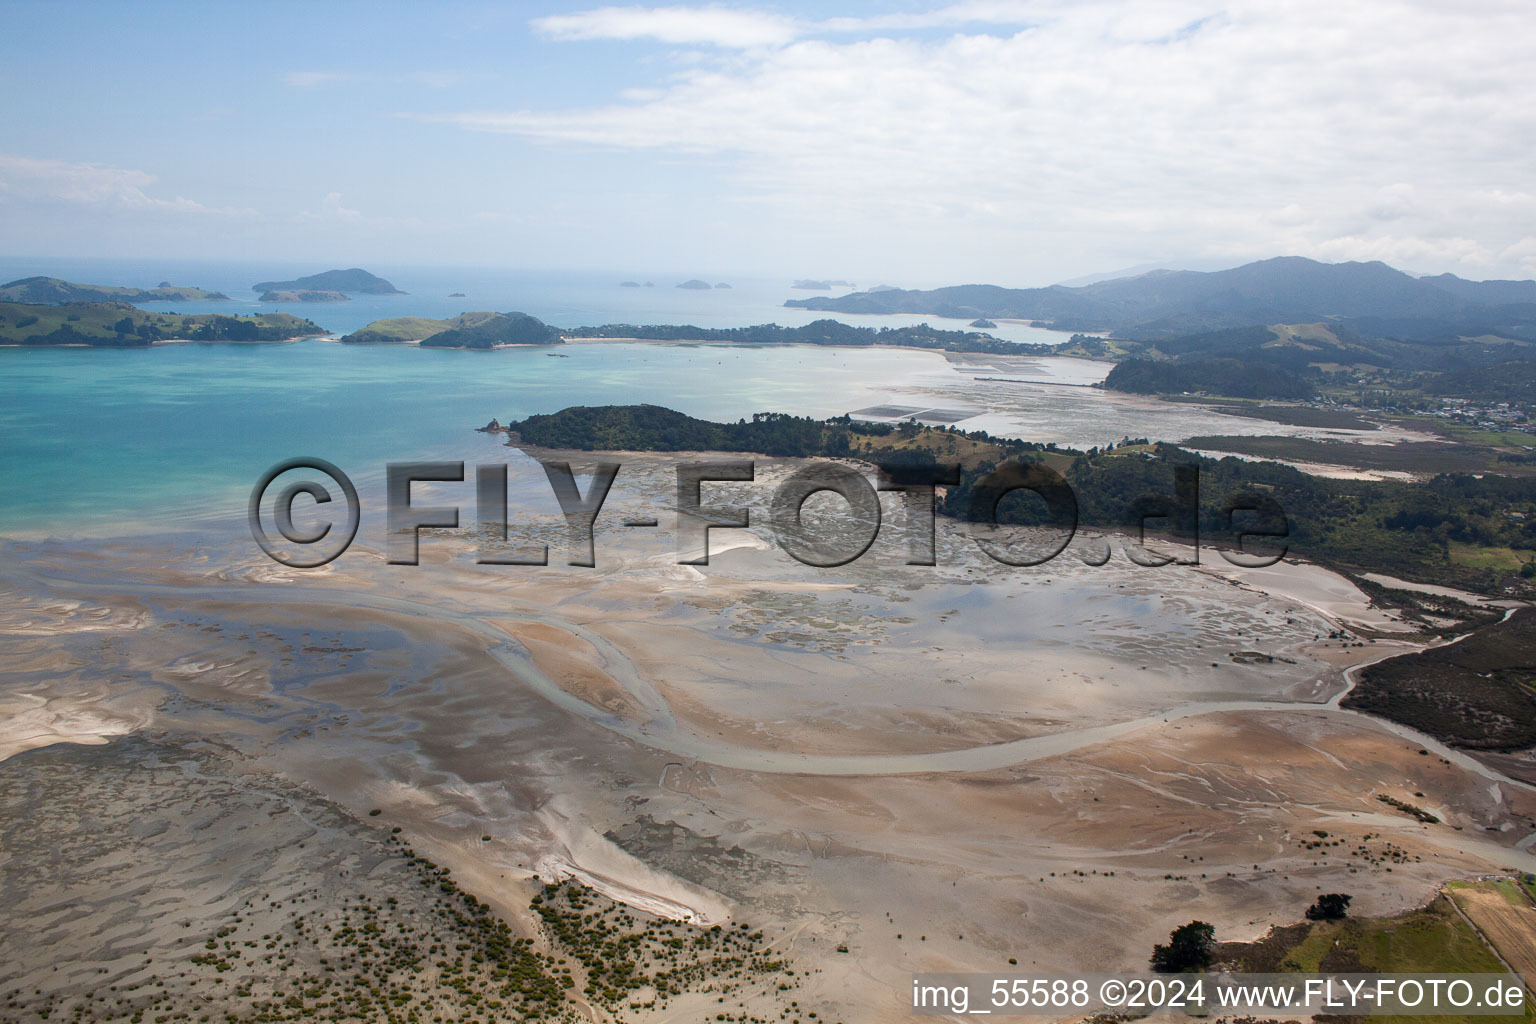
(431, 0, 1536, 277)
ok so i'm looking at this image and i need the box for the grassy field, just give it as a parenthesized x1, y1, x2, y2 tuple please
(1451, 542, 1534, 571)
(1449, 880, 1536, 994)
(1216, 895, 1530, 1024)
(1218, 895, 1506, 974)
(848, 429, 1003, 469)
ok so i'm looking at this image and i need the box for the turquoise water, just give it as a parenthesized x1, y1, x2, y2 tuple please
(0, 258, 1083, 345)
(0, 338, 949, 537)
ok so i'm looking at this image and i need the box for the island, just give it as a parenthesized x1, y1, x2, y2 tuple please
(448, 292, 466, 298)
(969, 318, 997, 328)
(419, 311, 563, 348)
(619, 281, 641, 288)
(344, 311, 562, 348)
(0, 301, 321, 346)
(0, 277, 230, 304)
(675, 279, 712, 290)
(257, 289, 349, 303)
(714, 282, 731, 289)
(339, 312, 501, 344)
(251, 268, 404, 295)
(792, 279, 855, 290)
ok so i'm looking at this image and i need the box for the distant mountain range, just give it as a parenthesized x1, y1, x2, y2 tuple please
(785, 257, 1536, 340)
(251, 268, 403, 295)
(0, 277, 230, 304)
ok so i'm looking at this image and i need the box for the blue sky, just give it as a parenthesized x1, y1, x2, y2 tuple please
(2, 0, 1534, 285)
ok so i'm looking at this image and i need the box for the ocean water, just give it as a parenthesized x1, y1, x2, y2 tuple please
(0, 258, 1081, 345)
(0, 260, 1391, 540)
(0, 338, 962, 537)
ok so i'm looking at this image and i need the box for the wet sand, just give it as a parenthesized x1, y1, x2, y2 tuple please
(3, 456, 1534, 1022)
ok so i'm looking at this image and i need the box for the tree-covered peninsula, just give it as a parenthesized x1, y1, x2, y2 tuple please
(0, 301, 321, 346)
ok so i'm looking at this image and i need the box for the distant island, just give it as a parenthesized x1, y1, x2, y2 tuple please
(251, 268, 403, 295)
(714, 282, 731, 289)
(341, 311, 562, 348)
(792, 279, 855, 290)
(0, 300, 320, 346)
(969, 318, 997, 328)
(561, 318, 1030, 353)
(449, 292, 466, 298)
(258, 289, 349, 303)
(676, 279, 713, 290)
(620, 281, 641, 288)
(0, 277, 230, 304)
(342, 310, 1036, 354)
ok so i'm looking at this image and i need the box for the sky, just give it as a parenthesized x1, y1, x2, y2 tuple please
(1, 0, 1534, 286)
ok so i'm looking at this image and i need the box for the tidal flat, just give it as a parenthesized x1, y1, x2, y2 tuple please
(3, 454, 1535, 1023)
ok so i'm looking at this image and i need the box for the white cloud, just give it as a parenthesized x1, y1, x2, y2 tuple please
(410, 0, 1536, 280)
(0, 154, 217, 213)
(299, 192, 364, 222)
(532, 5, 798, 48)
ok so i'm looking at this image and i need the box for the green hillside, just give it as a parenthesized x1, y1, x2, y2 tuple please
(340, 312, 500, 343)
(252, 268, 403, 295)
(418, 312, 564, 348)
(0, 277, 230, 304)
(0, 301, 322, 346)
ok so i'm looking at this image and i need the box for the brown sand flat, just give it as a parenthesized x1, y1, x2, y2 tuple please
(495, 618, 645, 719)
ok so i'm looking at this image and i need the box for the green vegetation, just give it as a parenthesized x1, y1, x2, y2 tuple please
(564, 318, 1053, 354)
(0, 301, 321, 346)
(252, 268, 403, 294)
(420, 312, 564, 348)
(9, 831, 823, 1024)
(1169, 399, 1379, 430)
(786, 257, 1536, 344)
(0, 276, 230, 303)
(508, 406, 847, 455)
(258, 289, 349, 302)
(1150, 921, 1216, 973)
(1345, 608, 1536, 750)
(531, 881, 795, 1015)
(1376, 794, 1441, 823)
(1104, 355, 1313, 399)
(1215, 894, 1512, 976)
(341, 312, 500, 343)
(1305, 893, 1352, 920)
